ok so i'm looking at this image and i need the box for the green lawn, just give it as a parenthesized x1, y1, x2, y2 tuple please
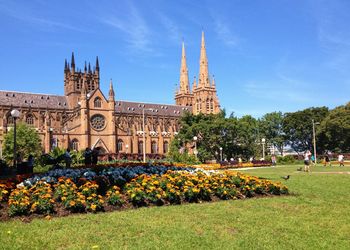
(1, 165, 349, 250)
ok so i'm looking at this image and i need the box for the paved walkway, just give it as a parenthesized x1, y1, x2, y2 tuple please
(313, 171, 350, 174)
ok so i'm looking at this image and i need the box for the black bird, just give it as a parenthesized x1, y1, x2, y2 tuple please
(297, 167, 302, 171)
(281, 175, 290, 180)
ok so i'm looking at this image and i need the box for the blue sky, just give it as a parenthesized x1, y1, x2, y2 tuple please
(0, 0, 349, 117)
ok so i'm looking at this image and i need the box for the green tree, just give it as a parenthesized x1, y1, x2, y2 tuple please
(283, 107, 329, 153)
(260, 112, 285, 155)
(3, 122, 42, 164)
(317, 103, 350, 153)
(169, 112, 260, 162)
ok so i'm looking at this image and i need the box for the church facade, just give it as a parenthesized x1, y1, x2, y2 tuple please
(0, 32, 220, 159)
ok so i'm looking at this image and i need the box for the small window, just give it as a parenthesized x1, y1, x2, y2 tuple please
(71, 139, 79, 151)
(163, 141, 169, 153)
(7, 116, 14, 125)
(26, 115, 34, 125)
(151, 141, 158, 154)
(94, 97, 102, 108)
(138, 141, 144, 154)
(117, 139, 123, 152)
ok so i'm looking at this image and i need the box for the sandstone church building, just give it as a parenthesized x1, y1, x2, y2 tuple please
(0, 32, 220, 159)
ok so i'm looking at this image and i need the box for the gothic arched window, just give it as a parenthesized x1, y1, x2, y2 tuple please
(117, 139, 123, 152)
(7, 116, 14, 126)
(163, 141, 169, 153)
(138, 141, 144, 154)
(151, 141, 157, 154)
(26, 114, 34, 125)
(94, 97, 102, 108)
(210, 98, 214, 113)
(206, 98, 210, 113)
(71, 139, 79, 151)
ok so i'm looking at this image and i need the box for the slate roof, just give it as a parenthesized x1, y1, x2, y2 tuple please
(0, 90, 68, 110)
(115, 100, 192, 117)
(0, 90, 192, 116)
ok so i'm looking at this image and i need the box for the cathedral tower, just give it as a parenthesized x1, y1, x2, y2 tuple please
(64, 53, 100, 108)
(192, 31, 220, 114)
(174, 32, 220, 114)
(175, 42, 193, 107)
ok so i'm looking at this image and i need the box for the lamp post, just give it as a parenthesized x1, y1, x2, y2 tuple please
(125, 144, 129, 154)
(193, 136, 198, 158)
(312, 119, 320, 165)
(261, 138, 266, 160)
(11, 109, 20, 168)
(142, 108, 153, 162)
(219, 147, 223, 162)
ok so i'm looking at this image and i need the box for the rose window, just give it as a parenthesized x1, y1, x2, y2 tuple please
(91, 114, 106, 130)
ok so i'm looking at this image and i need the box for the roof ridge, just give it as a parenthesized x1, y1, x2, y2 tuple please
(0, 90, 65, 97)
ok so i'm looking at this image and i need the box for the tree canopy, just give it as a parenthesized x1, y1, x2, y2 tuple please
(3, 122, 42, 164)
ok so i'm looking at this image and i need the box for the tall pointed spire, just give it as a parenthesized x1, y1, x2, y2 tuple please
(109, 79, 115, 98)
(95, 56, 100, 71)
(88, 62, 91, 73)
(179, 41, 190, 94)
(211, 75, 216, 88)
(84, 61, 87, 73)
(193, 76, 197, 89)
(198, 31, 209, 88)
(64, 59, 68, 72)
(71, 52, 75, 70)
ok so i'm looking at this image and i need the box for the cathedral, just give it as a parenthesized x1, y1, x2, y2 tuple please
(0, 32, 220, 159)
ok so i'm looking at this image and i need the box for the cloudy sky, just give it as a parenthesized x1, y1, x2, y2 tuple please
(0, 0, 349, 117)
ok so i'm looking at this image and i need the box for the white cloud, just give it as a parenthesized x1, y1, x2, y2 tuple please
(214, 20, 239, 47)
(0, 2, 84, 32)
(158, 14, 182, 43)
(102, 3, 153, 54)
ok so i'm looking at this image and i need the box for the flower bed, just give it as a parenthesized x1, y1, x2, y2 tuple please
(193, 161, 272, 170)
(0, 170, 288, 220)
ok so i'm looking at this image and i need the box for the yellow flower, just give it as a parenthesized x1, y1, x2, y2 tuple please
(69, 201, 76, 206)
(91, 204, 97, 211)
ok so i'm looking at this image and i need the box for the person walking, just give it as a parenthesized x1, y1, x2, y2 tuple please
(310, 154, 315, 166)
(64, 148, 72, 168)
(304, 150, 311, 173)
(91, 148, 99, 166)
(324, 155, 331, 167)
(338, 153, 344, 167)
(271, 155, 277, 166)
(27, 154, 34, 173)
(83, 147, 92, 167)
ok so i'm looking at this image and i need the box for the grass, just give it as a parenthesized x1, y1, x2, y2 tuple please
(0, 164, 349, 249)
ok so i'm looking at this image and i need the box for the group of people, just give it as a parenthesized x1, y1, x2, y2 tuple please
(62, 147, 99, 168)
(304, 150, 346, 172)
(83, 147, 99, 167)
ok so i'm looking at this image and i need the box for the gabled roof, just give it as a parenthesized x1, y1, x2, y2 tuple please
(0, 90, 68, 110)
(115, 100, 192, 117)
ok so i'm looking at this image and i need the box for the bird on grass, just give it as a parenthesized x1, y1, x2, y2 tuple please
(281, 175, 290, 180)
(297, 167, 302, 171)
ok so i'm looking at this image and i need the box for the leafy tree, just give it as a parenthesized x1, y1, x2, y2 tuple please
(169, 112, 260, 162)
(3, 122, 42, 164)
(317, 103, 350, 153)
(283, 107, 329, 153)
(260, 112, 285, 155)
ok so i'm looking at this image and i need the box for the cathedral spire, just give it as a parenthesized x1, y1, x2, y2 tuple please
(109, 79, 115, 98)
(211, 75, 216, 88)
(96, 56, 100, 71)
(84, 61, 87, 73)
(71, 52, 75, 70)
(179, 41, 190, 94)
(193, 76, 197, 89)
(198, 31, 209, 88)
